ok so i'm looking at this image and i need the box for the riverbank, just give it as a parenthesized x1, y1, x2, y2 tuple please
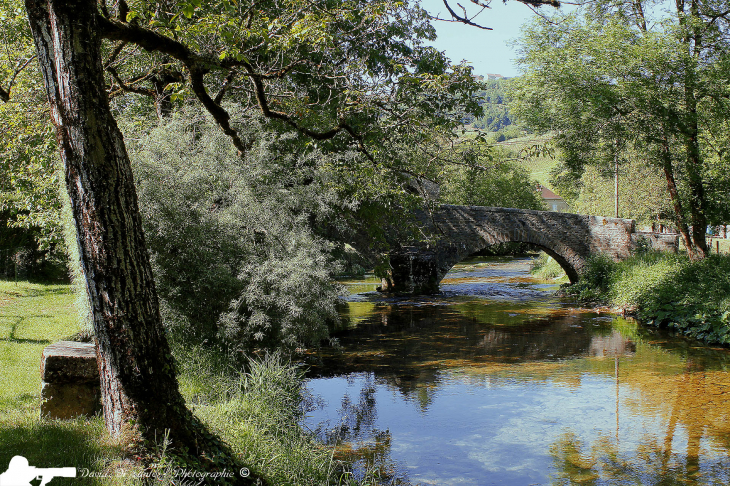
(0, 279, 365, 485)
(553, 252, 730, 345)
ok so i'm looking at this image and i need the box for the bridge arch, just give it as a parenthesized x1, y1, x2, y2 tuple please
(380, 205, 677, 294)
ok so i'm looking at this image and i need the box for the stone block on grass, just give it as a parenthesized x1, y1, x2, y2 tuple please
(40, 341, 101, 419)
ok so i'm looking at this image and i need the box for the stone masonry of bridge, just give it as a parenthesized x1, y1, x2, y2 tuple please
(380, 205, 678, 294)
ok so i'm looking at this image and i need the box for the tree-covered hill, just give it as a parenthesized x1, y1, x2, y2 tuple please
(461, 75, 532, 142)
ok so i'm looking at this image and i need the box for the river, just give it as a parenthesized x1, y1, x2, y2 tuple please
(302, 256, 730, 485)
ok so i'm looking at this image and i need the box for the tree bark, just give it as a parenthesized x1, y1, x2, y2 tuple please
(24, 2, 253, 478)
(683, 0, 709, 259)
(661, 134, 695, 254)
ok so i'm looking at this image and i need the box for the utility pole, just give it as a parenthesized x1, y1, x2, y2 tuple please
(615, 153, 619, 218)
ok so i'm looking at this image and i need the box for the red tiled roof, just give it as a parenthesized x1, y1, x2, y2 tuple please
(541, 187, 562, 200)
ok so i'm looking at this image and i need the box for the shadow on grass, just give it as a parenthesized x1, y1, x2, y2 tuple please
(0, 316, 53, 344)
(0, 284, 72, 299)
(0, 337, 52, 345)
(0, 418, 124, 485)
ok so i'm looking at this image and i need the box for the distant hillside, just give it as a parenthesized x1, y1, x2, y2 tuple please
(463, 76, 527, 141)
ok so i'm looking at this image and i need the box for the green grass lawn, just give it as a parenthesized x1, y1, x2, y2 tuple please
(0, 280, 133, 485)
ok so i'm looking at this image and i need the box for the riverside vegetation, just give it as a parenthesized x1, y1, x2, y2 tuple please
(532, 251, 730, 346)
(0, 279, 386, 485)
(4, 0, 730, 479)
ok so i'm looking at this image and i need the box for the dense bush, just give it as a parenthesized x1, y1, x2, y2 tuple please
(568, 253, 616, 302)
(567, 252, 730, 345)
(125, 107, 348, 356)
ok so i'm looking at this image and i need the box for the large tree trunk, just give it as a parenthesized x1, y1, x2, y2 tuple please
(24, 1, 252, 479)
(26, 0, 184, 439)
(678, 0, 709, 260)
(661, 133, 695, 255)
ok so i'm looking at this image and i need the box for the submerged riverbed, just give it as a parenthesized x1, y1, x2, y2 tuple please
(302, 256, 730, 485)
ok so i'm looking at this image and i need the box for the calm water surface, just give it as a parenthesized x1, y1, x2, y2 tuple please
(302, 257, 730, 485)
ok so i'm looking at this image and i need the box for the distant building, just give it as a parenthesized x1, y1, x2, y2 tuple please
(539, 185, 569, 212)
(474, 74, 510, 81)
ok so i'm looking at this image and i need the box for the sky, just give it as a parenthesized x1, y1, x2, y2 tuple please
(418, 0, 554, 77)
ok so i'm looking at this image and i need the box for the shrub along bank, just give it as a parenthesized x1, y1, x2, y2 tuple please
(566, 252, 730, 345)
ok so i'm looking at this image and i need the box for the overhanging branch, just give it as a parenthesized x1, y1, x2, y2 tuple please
(97, 15, 372, 158)
(434, 0, 560, 30)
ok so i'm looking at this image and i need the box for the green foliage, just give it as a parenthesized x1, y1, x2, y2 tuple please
(0, 90, 65, 277)
(703, 151, 730, 226)
(175, 350, 330, 483)
(568, 252, 730, 345)
(466, 78, 516, 132)
(547, 161, 582, 204)
(568, 254, 618, 302)
(512, 3, 730, 252)
(440, 160, 546, 210)
(562, 156, 671, 225)
(125, 106, 346, 355)
(621, 255, 730, 344)
(0, 0, 67, 278)
(104, 0, 485, 170)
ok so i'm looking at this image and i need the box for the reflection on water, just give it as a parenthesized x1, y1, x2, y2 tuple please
(303, 257, 730, 485)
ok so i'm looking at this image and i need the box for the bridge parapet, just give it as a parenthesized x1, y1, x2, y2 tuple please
(380, 205, 678, 294)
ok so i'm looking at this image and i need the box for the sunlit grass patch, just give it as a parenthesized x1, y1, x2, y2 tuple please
(529, 253, 568, 282)
(175, 349, 351, 485)
(0, 281, 78, 405)
(0, 279, 144, 485)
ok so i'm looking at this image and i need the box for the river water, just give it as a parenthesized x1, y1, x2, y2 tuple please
(302, 256, 730, 485)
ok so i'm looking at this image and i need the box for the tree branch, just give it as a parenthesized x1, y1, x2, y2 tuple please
(104, 41, 128, 69)
(188, 66, 250, 155)
(434, 0, 560, 30)
(243, 63, 374, 160)
(214, 70, 237, 105)
(97, 15, 373, 159)
(0, 55, 37, 103)
(439, 0, 493, 30)
(107, 67, 155, 97)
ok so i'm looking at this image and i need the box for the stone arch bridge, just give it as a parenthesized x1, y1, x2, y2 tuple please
(380, 205, 678, 294)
